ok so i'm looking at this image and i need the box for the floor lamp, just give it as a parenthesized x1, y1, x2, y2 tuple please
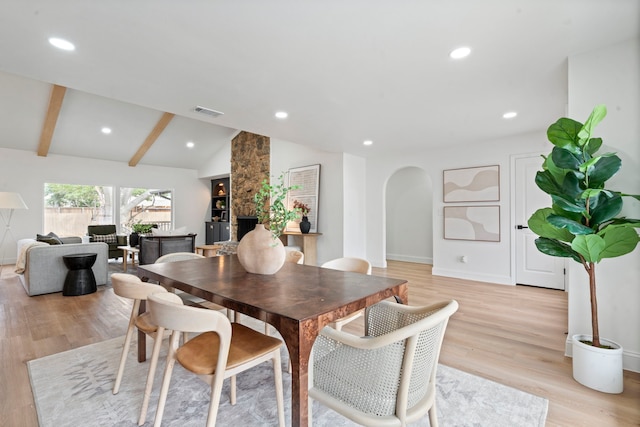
(0, 192, 29, 277)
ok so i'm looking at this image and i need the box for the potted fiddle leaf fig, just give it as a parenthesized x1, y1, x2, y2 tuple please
(237, 173, 301, 274)
(528, 104, 640, 393)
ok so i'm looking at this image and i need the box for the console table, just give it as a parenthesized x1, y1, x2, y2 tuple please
(279, 232, 322, 266)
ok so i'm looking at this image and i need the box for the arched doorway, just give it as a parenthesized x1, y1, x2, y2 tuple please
(385, 167, 433, 264)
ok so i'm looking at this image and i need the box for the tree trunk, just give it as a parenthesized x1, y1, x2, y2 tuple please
(589, 262, 600, 347)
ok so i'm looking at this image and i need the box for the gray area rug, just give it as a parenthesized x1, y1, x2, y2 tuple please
(28, 322, 548, 427)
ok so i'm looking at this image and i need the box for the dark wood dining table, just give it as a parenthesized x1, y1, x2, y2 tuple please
(137, 255, 408, 427)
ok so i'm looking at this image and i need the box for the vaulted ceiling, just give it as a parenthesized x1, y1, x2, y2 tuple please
(0, 1, 637, 169)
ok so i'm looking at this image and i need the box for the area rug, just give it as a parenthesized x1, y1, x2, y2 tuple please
(28, 328, 548, 427)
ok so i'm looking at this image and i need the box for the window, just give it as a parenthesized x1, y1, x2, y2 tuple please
(44, 183, 114, 236)
(120, 188, 173, 233)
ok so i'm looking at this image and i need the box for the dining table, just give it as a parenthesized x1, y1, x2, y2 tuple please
(137, 254, 408, 427)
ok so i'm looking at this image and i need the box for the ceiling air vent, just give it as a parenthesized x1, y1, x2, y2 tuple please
(194, 105, 224, 118)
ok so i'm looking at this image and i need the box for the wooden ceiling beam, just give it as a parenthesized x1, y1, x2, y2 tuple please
(37, 84, 67, 157)
(128, 112, 175, 167)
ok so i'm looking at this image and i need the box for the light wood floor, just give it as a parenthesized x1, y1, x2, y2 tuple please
(1, 261, 638, 426)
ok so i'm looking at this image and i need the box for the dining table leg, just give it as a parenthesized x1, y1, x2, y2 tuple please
(137, 300, 147, 362)
(275, 317, 317, 427)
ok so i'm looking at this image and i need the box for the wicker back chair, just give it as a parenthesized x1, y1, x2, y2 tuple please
(309, 299, 459, 427)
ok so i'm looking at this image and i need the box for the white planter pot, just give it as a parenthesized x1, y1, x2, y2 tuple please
(572, 334, 623, 394)
(237, 224, 286, 275)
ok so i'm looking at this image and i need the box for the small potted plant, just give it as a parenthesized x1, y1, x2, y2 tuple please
(527, 104, 639, 393)
(237, 173, 300, 274)
(129, 222, 155, 247)
(293, 200, 311, 233)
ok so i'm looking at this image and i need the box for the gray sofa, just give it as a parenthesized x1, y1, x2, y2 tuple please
(16, 238, 109, 296)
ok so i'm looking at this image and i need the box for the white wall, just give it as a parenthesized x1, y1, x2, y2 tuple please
(342, 153, 367, 258)
(365, 131, 549, 280)
(386, 167, 433, 264)
(567, 38, 640, 372)
(270, 138, 345, 265)
(0, 147, 210, 264)
(198, 142, 231, 179)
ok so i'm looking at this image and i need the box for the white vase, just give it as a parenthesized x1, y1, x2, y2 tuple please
(572, 334, 623, 394)
(237, 224, 286, 274)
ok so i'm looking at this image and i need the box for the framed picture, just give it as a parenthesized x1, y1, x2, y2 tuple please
(220, 211, 227, 222)
(286, 164, 320, 233)
(444, 205, 500, 242)
(443, 165, 500, 202)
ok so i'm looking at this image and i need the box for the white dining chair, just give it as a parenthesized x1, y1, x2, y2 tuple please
(148, 292, 286, 427)
(320, 257, 372, 331)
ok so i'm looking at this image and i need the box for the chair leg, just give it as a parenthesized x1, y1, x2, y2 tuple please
(428, 402, 438, 427)
(230, 375, 236, 405)
(272, 351, 286, 427)
(138, 330, 164, 426)
(205, 372, 227, 427)
(154, 333, 179, 427)
(113, 303, 139, 394)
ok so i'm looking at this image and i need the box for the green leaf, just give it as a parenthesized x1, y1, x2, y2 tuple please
(528, 209, 574, 242)
(548, 214, 594, 235)
(550, 194, 585, 213)
(547, 118, 582, 154)
(551, 146, 582, 170)
(535, 170, 563, 196)
(587, 154, 621, 187)
(561, 172, 584, 199)
(535, 237, 582, 263)
(589, 193, 623, 227)
(577, 105, 607, 145)
(599, 225, 640, 259)
(571, 234, 605, 262)
(585, 137, 602, 155)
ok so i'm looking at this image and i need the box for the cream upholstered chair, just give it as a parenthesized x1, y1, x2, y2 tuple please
(147, 292, 286, 427)
(285, 249, 305, 265)
(309, 299, 459, 427)
(320, 257, 372, 331)
(321, 257, 372, 275)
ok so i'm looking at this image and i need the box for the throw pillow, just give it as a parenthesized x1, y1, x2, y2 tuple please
(92, 233, 117, 244)
(36, 233, 63, 245)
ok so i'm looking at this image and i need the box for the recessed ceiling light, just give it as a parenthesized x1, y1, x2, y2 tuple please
(449, 47, 471, 59)
(48, 37, 75, 51)
(275, 111, 288, 119)
(363, 140, 373, 146)
(101, 127, 112, 134)
(503, 111, 518, 119)
(186, 141, 195, 148)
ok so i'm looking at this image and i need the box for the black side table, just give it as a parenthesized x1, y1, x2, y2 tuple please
(62, 253, 98, 296)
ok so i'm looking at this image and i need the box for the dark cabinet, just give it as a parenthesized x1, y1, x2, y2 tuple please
(207, 176, 231, 244)
(206, 221, 230, 244)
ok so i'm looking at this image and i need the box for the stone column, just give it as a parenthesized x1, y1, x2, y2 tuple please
(230, 131, 270, 240)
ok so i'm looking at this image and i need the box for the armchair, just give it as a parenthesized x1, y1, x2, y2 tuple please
(309, 299, 459, 427)
(88, 225, 127, 260)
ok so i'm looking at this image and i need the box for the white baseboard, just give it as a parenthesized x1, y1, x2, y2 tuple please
(565, 336, 640, 373)
(430, 267, 513, 286)
(386, 253, 432, 264)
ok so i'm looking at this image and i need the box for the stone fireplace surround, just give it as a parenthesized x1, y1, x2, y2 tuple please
(230, 131, 270, 241)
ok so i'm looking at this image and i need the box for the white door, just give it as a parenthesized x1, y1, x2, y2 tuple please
(514, 155, 565, 290)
